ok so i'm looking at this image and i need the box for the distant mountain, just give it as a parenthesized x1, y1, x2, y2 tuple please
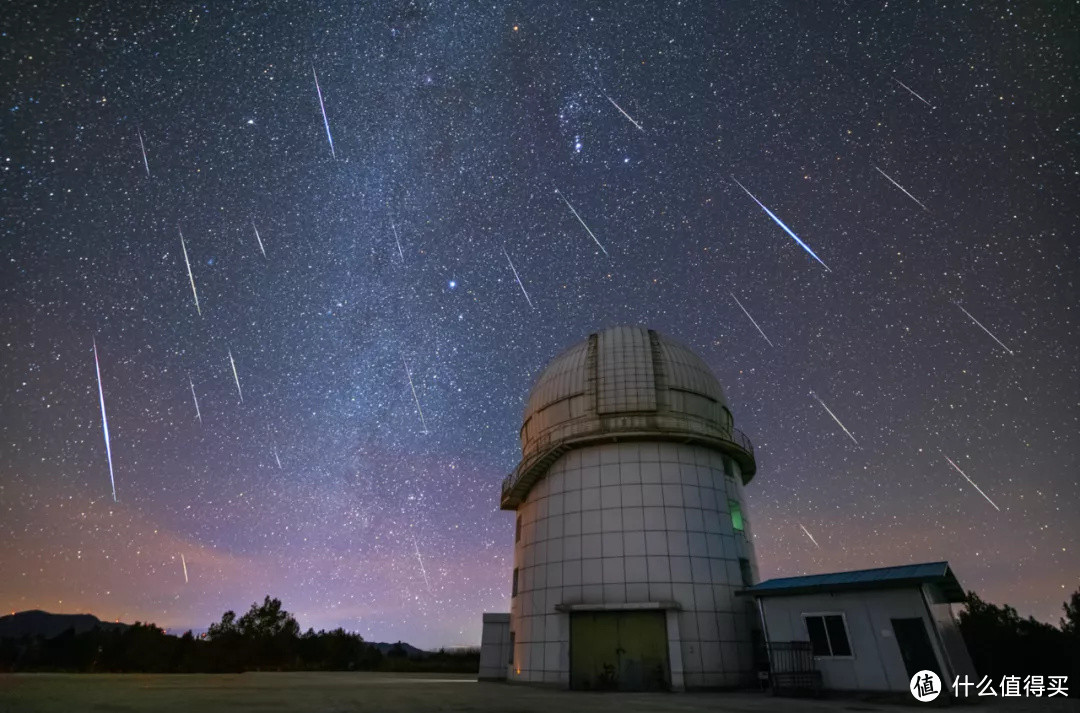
(0, 611, 433, 657)
(0, 610, 128, 639)
(371, 641, 426, 658)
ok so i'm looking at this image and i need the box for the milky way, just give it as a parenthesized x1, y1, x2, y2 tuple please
(1, 2, 1076, 647)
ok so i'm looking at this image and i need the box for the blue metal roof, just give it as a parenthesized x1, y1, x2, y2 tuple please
(743, 561, 966, 602)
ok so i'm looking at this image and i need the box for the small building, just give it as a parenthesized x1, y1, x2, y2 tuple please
(478, 613, 512, 681)
(744, 561, 977, 696)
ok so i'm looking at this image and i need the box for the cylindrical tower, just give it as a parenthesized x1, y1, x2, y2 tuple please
(502, 326, 760, 690)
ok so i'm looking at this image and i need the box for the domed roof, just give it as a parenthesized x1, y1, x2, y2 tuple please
(501, 326, 756, 508)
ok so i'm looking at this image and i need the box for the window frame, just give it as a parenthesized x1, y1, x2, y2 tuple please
(801, 612, 854, 659)
(515, 514, 522, 543)
(511, 567, 519, 597)
(728, 499, 744, 531)
(722, 454, 735, 478)
(738, 557, 754, 587)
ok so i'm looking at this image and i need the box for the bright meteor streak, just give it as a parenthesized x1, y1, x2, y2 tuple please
(874, 165, 930, 212)
(502, 246, 534, 309)
(181, 554, 189, 583)
(92, 339, 118, 503)
(604, 93, 644, 131)
(252, 221, 266, 258)
(556, 188, 609, 256)
(731, 177, 830, 271)
(954, 301, 1014, 356)
(189, 376, 202, 424)
(799, 524, 821, 549)
(810, 391, 859, 445)
(730, 292, 774, 347)
(228, 349, 243, 404)
(893, 77, 935, 109)
(312, 65, 336, 159)
(402, 354, 429, 434)
(179, 228, 201, 316)
(136, 128, 150, 178)
(944, 455, 1001, 511)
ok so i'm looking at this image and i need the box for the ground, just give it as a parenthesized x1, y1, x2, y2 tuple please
(0, 672, 1077, 712)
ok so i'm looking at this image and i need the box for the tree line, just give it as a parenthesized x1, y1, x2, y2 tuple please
(2, 589, 1077, 677)
(0, 596, 478, 673)
(957, 587, 1080, 680)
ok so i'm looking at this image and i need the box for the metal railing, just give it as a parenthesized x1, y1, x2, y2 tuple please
(729, 426, 755, 459)
(500, 425, 754, 497)
(766, 641, 821, 697)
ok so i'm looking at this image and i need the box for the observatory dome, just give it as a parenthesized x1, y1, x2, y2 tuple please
(502, 325, 756, 508)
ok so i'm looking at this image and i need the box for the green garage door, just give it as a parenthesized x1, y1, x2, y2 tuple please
(570, 610, 670, 691)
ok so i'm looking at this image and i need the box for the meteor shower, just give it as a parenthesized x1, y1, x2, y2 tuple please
(1, 1, 1076, 711)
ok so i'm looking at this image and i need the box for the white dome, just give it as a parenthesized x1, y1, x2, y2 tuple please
(502, 326, 755, 508)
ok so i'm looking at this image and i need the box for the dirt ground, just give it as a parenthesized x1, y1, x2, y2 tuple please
(0, 672, 1077, 713)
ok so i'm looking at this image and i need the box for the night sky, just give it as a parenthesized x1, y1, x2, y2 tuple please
(2, 1, 1077, 649)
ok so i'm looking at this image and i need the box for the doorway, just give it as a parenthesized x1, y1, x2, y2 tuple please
(570, 610, 670, 691)
(891, 617, 941, 680)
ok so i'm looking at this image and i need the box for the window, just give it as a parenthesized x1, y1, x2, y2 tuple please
(508, 632, 515, 665)
(511, 567, 519, 597)
(515, 514, 522, 542)
(804, 614, 852, 657)
(739, 557, 753, 587)
(728, 499, 744, 531)
(722, 455, 735, 478)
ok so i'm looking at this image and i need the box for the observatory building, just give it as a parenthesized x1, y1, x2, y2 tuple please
(479, 326, 762, 690)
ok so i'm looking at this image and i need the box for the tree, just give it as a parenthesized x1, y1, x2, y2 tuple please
(215, 596, 301, 670)
(207, 610, 238, 640)
(1061, 588, 1080, 636)
(236, 597, 300, 639)
(958, 590, 1076, 679)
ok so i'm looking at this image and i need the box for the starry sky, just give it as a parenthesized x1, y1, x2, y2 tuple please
(2, 1, 1077, 649)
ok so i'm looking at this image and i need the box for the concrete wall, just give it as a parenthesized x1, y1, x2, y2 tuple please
(509, 440, 759, 689)
(758, 587, 963, 692)
(478, 613, 511, 680)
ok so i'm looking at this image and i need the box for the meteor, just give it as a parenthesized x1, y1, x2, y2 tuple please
(893, 77, 934, 109)
(179, 228, 201, 316)
(181, 554, 189, 583)
(312, 65, 336, 158)
(189, 376, 202, 424)
(413, 537, 433, 594)
(799, 524, 821, 549)
(810, 391, 859, 446)
(252, 221, 266, 258)
(228, 349, 243, 404)
(944, 455, 1001, 511)
(136, 128, 150, 178)
(730, 292, 774, 347)
(731, 177, 830, 271)
(954, 301, 1014, 356)
(391, 219, 404, 260)
(874, 165, 930, 212)
(603, 93, 644, 131)
(92, 339, 118, 503)
(555, 188, 609, 256)
(502, 246, 534, 309)
(274, 447, 282, 470)
(402, 354, 429, 434)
